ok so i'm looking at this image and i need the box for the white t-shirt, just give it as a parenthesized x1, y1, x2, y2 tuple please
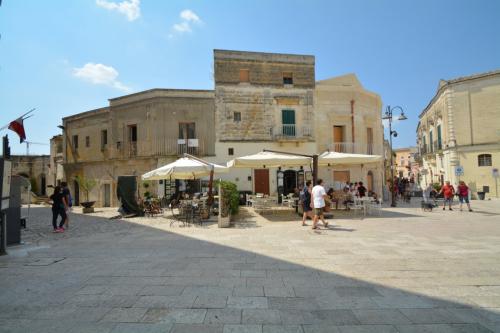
(312, 185, 326, 208)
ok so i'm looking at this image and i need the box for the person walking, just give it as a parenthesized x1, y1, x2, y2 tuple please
(457, 181, 473, 212)
(61, 181, 72, 229)
(300, 181, 313, 226)
(422, 183, 434, 204)
(357, 181, 367, 198)
(439, 181, 455, 211)
(311, 179, 329, 229)
(49, 186, 67, 233)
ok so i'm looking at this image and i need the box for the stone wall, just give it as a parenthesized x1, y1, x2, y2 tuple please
(11, 155, 50, 196)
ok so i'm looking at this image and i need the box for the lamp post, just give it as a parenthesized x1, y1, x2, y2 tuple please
(382, 105, 407, 207)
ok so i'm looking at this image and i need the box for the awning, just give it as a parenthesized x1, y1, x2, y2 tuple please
(227, 151, 312, 168)
(318, 151, 383, 166)
(142, 156, 228, 180)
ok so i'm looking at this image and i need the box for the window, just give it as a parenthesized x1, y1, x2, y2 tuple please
(234, 112, 241, 122)
(128, 125, 137, 142)
(85, 136, 90, 147)
(478, 154, 492, 167)
(72, 135, 78, 149)
(239, 69, 249, 83)
(283, 72, 293, 85)
(228, 148, 234, 156)
(101, 130, 108, 149)
(437, 125, 442, 150)
(281, 109, 296, 136)
(429, 131, 433, 152)
(179, 123, 196, 139)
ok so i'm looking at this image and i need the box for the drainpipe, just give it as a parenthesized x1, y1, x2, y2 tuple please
(445, 88, 459, 184)
(350, 99, 355, 145)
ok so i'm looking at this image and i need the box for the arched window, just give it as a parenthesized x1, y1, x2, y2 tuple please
(478, 154, 492, 167)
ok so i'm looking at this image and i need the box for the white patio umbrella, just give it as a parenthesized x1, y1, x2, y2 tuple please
(227, 151, 312, 168)
(142, 156, 228, 180)
(318, 151, 383, 165)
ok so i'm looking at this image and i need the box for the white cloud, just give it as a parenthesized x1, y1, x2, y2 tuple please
(73, 63, 131, 92)
(170, 9, 202, 38)
(180, 9, 200, 23)
(96, 0, 140, 21)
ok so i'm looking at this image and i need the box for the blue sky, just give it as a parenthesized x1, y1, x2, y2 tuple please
(1, 0, 499, 155)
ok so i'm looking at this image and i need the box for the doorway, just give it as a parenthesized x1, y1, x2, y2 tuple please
(333, 126, 345, 152)
(103, 184, 111, 207)
(283, 170, 297, 195)
(40, 175, 46, 196)
(254, 169, 269, 195)
(367, 171, 373, 192)
(73, 180, 80, 206)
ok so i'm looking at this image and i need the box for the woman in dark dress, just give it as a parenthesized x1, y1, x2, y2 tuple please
(50, 186, 67, 233)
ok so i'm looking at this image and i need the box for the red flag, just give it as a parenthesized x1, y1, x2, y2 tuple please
(8, 117, 26, 143)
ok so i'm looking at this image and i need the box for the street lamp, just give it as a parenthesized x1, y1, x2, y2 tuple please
(382, 105, 407, 207)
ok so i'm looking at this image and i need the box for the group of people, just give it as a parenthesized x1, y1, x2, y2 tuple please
(49, 182, 72, 233)
(299, 179, 372, 229)
(392, 177, 415, 202)
(423, 180, 473, 212)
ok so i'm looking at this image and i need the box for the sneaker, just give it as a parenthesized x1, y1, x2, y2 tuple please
(443, 207, 445, 211)
(469, 209, 473, 212)
(53, 229, 59, 233)
(57, 228, 64, 233)
(449, 208, 453, 211)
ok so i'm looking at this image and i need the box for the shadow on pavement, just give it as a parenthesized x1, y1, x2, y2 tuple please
(0, 206, 498, 333)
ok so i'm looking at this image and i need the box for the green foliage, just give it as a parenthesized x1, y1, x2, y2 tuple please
(144, 191, 151, 199)
(142, 180, 151, 189)
(216, 180, 239, 217)
(29, 177, 38, 194)
(432, 183, 442, 192)
(74, 175, 97, 202)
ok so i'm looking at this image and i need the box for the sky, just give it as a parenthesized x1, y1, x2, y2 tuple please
(1, 0, 499, 155)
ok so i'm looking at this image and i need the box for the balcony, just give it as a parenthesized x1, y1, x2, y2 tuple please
(272, 125, 313, 141)
(327, 142, 382, 155)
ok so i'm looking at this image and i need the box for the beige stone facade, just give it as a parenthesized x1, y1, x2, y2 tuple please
(10, 155, 50, 196)
(417, 70, 500, 198)
(393, 147, 418, 179)
(58, 49, 386, 206)
(315, 75, 384, 195)
(61, 89, 215, 207)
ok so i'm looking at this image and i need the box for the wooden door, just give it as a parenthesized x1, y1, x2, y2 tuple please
(254, 169, 270, 195)
(333, 126, 344, 152)
(367, 171, 373, 192)
(333, 171, 350, 184)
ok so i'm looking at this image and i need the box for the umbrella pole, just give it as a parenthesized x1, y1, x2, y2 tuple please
(207, 165, 215, 206)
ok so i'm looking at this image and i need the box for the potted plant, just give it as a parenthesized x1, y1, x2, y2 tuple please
(75, 175, 97, 213)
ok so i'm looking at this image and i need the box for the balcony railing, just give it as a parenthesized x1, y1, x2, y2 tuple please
(272, 125, 313, 140)
(137, 138, 209, 157)
(327, 142, 382, 155)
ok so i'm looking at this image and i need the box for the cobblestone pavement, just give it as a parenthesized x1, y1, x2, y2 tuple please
(1, 199, 500, 333)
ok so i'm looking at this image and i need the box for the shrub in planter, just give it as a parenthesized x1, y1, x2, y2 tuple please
(75, 175, 97, 213)
(216, 180, 239, 217)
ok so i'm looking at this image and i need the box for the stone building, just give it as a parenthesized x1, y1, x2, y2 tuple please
(393, 147, 418, 179)
(60, 89, 215, 207)
(10, 155, 50, 196)
(417, 70, 500, 198)
(212, 50, 317, 195)
(48, 135, 64, 187)
(314, 74, 384, 194)
(58, 49, 386, 206)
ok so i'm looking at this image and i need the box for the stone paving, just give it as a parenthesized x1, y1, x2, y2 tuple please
(1, 199, 500, 333)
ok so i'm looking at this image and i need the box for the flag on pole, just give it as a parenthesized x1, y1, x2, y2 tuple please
(8, 117, 27, 143)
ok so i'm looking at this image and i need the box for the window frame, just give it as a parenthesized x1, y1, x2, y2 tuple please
(85, 136, 90, 148)
(228, 148, 234, 156)
(478, 154, 492, 167)
(283, 72, 293, 85)
(72, 135, 79, 150)
(233, 112, 241, 122)
(239, 69, 249, 83)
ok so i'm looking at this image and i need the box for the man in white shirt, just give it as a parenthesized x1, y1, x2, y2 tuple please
(311, 179, 329, 229)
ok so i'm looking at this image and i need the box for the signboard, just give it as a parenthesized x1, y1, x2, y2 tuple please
(455, 165, 464, 176)
(493, 168, 499, 178)
(187, 139, 199, 147)
(1, 160, 11, 210)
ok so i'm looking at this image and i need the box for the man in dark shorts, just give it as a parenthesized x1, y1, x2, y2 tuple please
(301, 181, 313, 226)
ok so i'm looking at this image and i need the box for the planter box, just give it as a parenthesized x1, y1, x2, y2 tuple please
(218, 214, 231, 228)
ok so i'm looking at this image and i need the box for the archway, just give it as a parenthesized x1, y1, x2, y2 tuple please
(367, 170, 374, 192)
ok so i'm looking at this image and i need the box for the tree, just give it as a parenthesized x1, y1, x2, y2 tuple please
(74, 175, 97, 203)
